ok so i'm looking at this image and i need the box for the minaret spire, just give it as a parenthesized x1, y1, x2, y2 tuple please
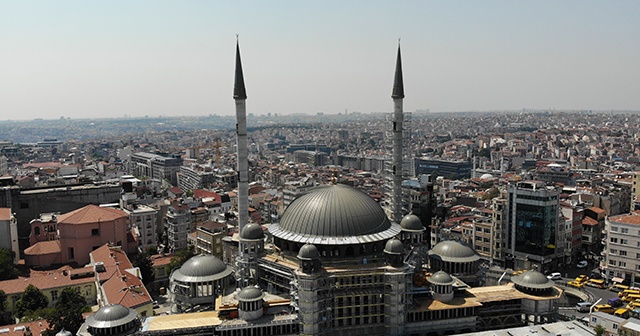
(391, 40, 404, 99)
(234, 36, 247, 100)
(391, 41, 405, 224)
(234, 37, 249, 233)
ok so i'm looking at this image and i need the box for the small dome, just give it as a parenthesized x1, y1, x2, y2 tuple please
(171, 255, 232, 283)
(400, 214, 424, 232)
(429, 240, 480, 263)
(511, 270, 554, 290)
(297, 243, 319, 260)
(56, 329, 72, 336)
(480, 173, 494, 180)
(428, 271, 454, 285)
(240, 223, 264, 240)
(237, 286, 264, 302)
(384, 238, 404, 255)
(86, 304, 138, 329)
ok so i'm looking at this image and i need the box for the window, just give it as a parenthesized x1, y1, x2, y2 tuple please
(609, 259, 616, 265)
(621, 228, 629, 234)
(611, 226, 619, 232)
(620, 250, 627, 256)
(611, 249, 618, 254)
(619, 261, 626, 267)
(68, 247, 74, 259)
(622, 239, 629, 245)
(34, 227, 40, 236)
(611, 237, 618, 243)
(91, 229, 99, 236)
(51, 290, 58, 302)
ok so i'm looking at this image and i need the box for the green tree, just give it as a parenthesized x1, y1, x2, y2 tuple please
(15, 284, 49, 318)
(481, 187, 500, 201)
(168, 245, 195, 273)
(0, 290, 15, 326)
(594, 324, 605, 336)
(0, 249, 19, 281)
(44, 287, 87, 336)
(133, 251, 155, 286)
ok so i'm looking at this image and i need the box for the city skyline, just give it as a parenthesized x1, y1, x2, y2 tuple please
(2, 0, 639, 120)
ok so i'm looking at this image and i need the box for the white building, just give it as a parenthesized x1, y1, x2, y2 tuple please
(604, 212, 640, 286)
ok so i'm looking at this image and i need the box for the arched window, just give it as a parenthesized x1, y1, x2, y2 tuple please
(34, 226, 40, 236)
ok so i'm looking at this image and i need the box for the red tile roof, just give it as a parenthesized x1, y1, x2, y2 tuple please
(57, 205, 127, 225)
(90, 244, 152, 309)
(582, 217, 599, 226)
(609, 213, 640, 226)
(0, 319, 50, 336)
(0, 208, 11, 221)
(0, 267, 94, 295)
(24, 240, 61, 256)
(193, 189, 221, 203)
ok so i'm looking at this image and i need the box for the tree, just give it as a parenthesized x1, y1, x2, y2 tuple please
(133, 251, 155, 286)
(44, 287, 87, 336)
(0, 290, 14, 326)
(594, 324, 606, 336)
(168, 245, 195, 273)
(0, 249, 19, 281)
(15, 285, 49, 318)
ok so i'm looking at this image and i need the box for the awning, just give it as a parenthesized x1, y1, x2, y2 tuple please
(612, 277, 625, 283)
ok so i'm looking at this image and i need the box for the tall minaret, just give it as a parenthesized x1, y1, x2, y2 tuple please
(391, 42, 404, 224)
(234, 38, 249, 232)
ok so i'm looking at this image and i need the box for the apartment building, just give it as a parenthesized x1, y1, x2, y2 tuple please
(505, 181, 563, 272)
(603, 212, 640, 287)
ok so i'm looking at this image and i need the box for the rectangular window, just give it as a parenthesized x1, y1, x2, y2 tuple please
(620, 250, 627, 256)
(611, 226, 619, 232)
(51, 290, 58, 302)
(611, 237, 618, 243)
(91, 228, 99, 236)
(611, 249, 618, 254)
(68, 247, 74, 259)
(621, 228, 629, 234)
(622, 239, 629, 245)
(619, 261, 626, 267)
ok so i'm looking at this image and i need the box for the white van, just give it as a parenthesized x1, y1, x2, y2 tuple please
(547, 272, 562, 280)
(576, 302, 592, 312)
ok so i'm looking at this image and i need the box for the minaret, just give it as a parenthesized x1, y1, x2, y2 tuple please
(391, 42, 404, 224)
(234, 38, 249, 232)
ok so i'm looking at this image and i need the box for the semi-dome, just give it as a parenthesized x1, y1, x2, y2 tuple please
(400, 214, 424, 232)
(384, 238, 404, 255)
(511, 270, 554, 290)
(86, 304, 138, 329)
(297, 243, 319, 260)
(171, 255, 233, 282)
(429, 240, 480, 263)
(237, 286, 264, 302)
(270, 184, 400, 245)
(240, 223, 264, 240)
(428, 271, 454, 285)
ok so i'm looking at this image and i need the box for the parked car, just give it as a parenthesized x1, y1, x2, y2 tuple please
(608, 298, 623, 307)
(547, 272, 562, 281)
(568, 281, 585, 289)
(576, 302, 592, 312)
(577, 261, 588, 269)
(575, 274, 589, 283)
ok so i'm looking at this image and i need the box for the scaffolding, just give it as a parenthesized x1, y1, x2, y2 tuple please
(384, 111, 412, 222)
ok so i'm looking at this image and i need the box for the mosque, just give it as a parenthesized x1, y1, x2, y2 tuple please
(78, 42, 563, 336)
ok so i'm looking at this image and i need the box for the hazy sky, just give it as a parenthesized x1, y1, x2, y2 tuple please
(2, 1, 639, 120)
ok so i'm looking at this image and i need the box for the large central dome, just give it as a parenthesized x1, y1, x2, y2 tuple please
(270, 184, 400, 245)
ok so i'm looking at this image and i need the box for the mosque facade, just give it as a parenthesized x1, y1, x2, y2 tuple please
(81, 42, 563, 336)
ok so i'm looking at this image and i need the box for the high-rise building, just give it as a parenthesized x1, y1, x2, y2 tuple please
(505, 181, 563, 272)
